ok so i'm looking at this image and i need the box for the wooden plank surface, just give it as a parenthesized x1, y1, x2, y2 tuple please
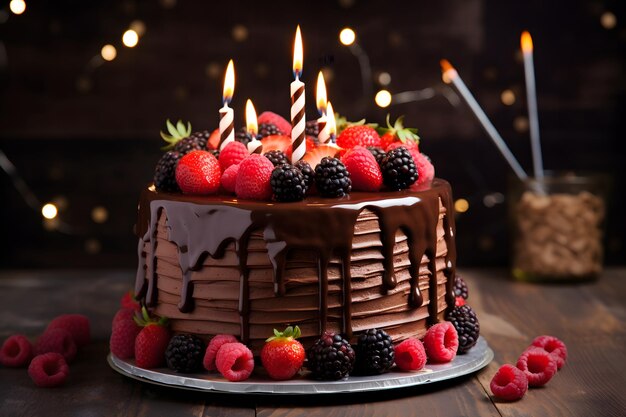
(1, 268, 625, 416)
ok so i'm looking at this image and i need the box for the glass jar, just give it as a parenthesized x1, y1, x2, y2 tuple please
(509, 173, 609, 282)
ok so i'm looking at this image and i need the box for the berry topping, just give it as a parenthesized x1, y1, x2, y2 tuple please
(134, 307, 170, 369)
(381, 147, 418, 191)
(377, 115, 420, 150)
(336, 125, 381, 150)
(235, 126, 258, 146)
(264, 150, 290, 167)
(367, 146, 386, 167)
(305, 120, 319, 137)
(314, 157, 352, 198)
(260, 134, 292, 155)
(445, 305, 480, 354)
(258, 111, 292, 136)
(235, 154, 274, 200)
(215, 342, 255, 382)
(354, 328, 395, 375)
(530, 335, 567, 370)
(261, 325, 306, 380)
(112, 308, 136, 326)
(516, 347, 557, 387)
(203, 334, 238, 372)
(302, 144, 340, 168)
(423, 321, 459, 363)
(219, 141, 249, 172)
(0, 334, 33, 367)
(342, 146, 383, 192)
(307, 331, 355, 380)
(165, 334, 206, 373)
(160, 119, 192, 151)
(175, 150, 221, 195)
(294, 160, 314, 191)
(455, 296, 466, 307)
(220, 163, 240, 194)
(154, 151, 182, 192)
(271, 164, 307, 202)
(46, 314, 91, 348)
(207, 128, 221, 150)
(120, 291, 140, 311)
(394, 338, 427, 371)
(386, 140, 419, 153)
(173, 134, 207, 155)
(413, 152, 435, 187)
(258, 122, 284, 138)
(490, 364, 528, 401)
(109, 317, 141, 359)
(28, 353, 70, 388)
(453, 275, 469, 299)
(34, 328, 77, 363)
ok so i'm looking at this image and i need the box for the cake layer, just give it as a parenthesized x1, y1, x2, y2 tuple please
(135, 179, 457, 352)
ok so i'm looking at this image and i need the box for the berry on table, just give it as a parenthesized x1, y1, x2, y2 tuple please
(221, 163, 240, 194)
(219, 141, 249, 172)
(258, 111, 292, 136)
(342, 146, 383, 192)
(46, 314, 91, 348)
(203, 334, 238, 371)
(175, 150, 221, 195)
(381, 147, 418, 191)
(154, 151, 182, 192)
(445, 305, 480, 354)
(516, 347, 557, 387)
(314, 157, 352, 198)
(35, 328, 77, 363)
(109, 318, 141, 359)
(215, 342, 255, 382)
(165, 334, 206, 373)
(28, 353, 70, 388)
(490, 364, 528, 401)
(423, 321, 459, 363)
(530, 335, 567, 370)
(394, 338, 427, 371)
(271, 164, 307, 202)
(264, 150, 290, 167)
(336, 125, 381, 150)
(235, 154, 274, 200)
(454, 275, 469, 299)
(307, 331, 355, 380)
(260, 325, 306, 380)
(0, 334, 33, 367)
(354, 328, 395, 375)
(134, 307, 170, 369)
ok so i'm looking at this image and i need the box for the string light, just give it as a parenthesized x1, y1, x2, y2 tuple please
(378, 72, 391, 86)
(122, 29, 139, 47)
(339, 28, 356, 46)
(454, 198, 469, 213)
(100, 44, 117, 61)
(375, 90, 392, 108)
(42, 203, 58, 220)
(501, 89, 516, 105)
(9, 0, 26, 15)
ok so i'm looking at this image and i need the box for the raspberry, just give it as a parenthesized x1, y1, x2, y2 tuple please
(46, 314, 91, 348)
(423, 321, 459, 363)
(176, 150, 221, 195)
(413, 152, 435, 187)
(517, 347, 557, 387)
(341, 146, 383, 192)
(203, 334, 238, 371)
(109, 318, 141, 359)
(235, 154, 274, 200)
(28, 353, 70, 388)
(219, 141, 248, 172)
(530, 335, 567, 370)
(35, 328, 77, 363)
(112, 308, 136, 326)
(221, 163, 240, 194)
(0, 334, 33, 367)
(215, 342, 255, 382)
(394, 338, 427, 371)
(490, 364, 528, 401)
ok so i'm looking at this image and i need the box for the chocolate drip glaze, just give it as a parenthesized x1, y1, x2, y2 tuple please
(135, 179, 457, 342)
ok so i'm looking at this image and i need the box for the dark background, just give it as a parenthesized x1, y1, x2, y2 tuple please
(1, 0, 624, 268)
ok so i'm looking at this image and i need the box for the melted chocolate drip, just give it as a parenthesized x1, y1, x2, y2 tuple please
(135, 179, 457, 343)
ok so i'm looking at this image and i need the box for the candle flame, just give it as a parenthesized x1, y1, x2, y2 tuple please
(316, 71, 328, 115)
(326, 101, 336, 136)
(293, 25, 303, 78)
(521, 31, 533, 53)
(245, 99, 258, 136)
(223, 59, 235, 104)
(440, 59, 456, 84)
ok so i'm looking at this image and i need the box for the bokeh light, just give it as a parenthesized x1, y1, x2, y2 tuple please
(9, 0, 26, 15)
(339, 28, 356, 46)
(101, 44, 117, 61)
(42, 203, 58, 220)
(122, 30, 139, 48)
(375, 90, 392, 108)
(454, 198, 469, 213)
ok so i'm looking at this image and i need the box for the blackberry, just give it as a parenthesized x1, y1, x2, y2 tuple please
(271, 164, 307, 202)
(380, 147, 418, 190)
(445, 305, 480, 354)
(165, 334, 206, 373)
(305, 120, 319, 137)
(264, 150, 289, 167)
(258, 123, 283, 138)
(314, 157, 352, 198)
(294, 160, 314, 191)
(354, 328, 395, 375)
(235, 126, 260, 146)
(454, 275, 469, 299)
(367, 146, 386, 167)
(173, 131, 210, 154)
(154, 151, 182, 192)
(307, 332, 355, 380)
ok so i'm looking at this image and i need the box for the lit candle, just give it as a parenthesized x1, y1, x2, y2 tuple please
(440, 59, 527, 180)
(316, 71, 330, 143)
(245, 99, 263, 154)
(326, 101, 337, 144)
(219, 59, 236, 151)
(521, 31, 544, 180)
(290, 26, 306, 163)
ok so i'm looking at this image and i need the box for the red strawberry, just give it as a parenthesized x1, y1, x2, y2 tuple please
(336, 125, 381, 150)
(134, 307, 170, 369)
(341, 146, 383, 191)
(207, 128, 220, 150)
(261, 326, 305, 380)
(258, 111, 292, 136)
(380, 132, 396, 150)
(302, 144, 340, 169)
(378, 115, 420, 150)
(121, 291, 140, 311)
(235, 154, 274, 200)
(261, 135, 292, 156)
(46, 314, 91, 348)
(175, 150, 221, 194)
(110, 318, 141, 359)
(219, 141, 248, 172)
(221, 163, 240, 194)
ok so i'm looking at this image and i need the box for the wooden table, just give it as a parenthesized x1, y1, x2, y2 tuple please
(1, 268, 624, 417)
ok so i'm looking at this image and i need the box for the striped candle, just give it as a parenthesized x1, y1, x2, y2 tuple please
(219, 60, 235, 150)
(290, 26, 306, 163)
